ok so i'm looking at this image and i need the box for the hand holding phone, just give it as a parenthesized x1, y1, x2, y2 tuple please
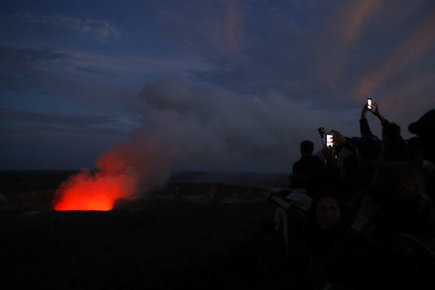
(326, 133, 334, 147)
(367, 98, 373, 111)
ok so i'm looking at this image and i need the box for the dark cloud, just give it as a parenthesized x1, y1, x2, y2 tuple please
(0, 44, 146, 114)
(0, 43, 209, 114)
(0, 107, 136, 136)
(0, 44, 72, 90)
(354, 7, 435, 99)
(0, 13, 122, 41)
(158, 1, 344, 109)
(184, 0, 435, 116)
(0, 126, 127, 170)
(0, 108, 137, 170)
(0, 43, 70, 63)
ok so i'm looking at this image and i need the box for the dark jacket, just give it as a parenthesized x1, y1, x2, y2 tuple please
(325, 227, 435, 290)
(292, 155, 324, 195)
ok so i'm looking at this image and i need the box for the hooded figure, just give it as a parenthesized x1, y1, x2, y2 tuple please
(408, 109, 435, 164)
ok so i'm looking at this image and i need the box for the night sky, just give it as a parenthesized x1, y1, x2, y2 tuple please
(1, 0, 435, 172)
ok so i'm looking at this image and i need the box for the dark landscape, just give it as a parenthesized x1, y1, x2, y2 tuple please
(1, 170, 296, 289)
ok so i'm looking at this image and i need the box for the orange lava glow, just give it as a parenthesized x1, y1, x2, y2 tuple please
(54, 170, 135, 211)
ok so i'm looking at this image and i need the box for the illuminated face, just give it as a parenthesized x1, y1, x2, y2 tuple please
(316, 196, 341, 230)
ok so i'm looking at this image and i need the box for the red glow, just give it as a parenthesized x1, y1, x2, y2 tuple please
(54, 170, 135, 211)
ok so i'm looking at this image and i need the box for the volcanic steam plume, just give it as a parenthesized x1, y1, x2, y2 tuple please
(53, 78, 343, 211)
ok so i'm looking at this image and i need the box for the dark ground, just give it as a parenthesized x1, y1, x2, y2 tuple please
(1, 171, 306, 290)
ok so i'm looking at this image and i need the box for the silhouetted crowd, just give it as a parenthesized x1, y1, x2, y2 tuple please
(273, 103, 435, 290)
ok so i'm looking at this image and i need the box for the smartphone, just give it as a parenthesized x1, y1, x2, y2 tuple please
(367, 98, 373, 111)
(326, 134, 334, 147)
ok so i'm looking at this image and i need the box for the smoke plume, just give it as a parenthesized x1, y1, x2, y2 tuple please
(54, 78, 350, 210)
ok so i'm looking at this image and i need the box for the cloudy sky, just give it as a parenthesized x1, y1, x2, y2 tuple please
(1, 0, 434, 171)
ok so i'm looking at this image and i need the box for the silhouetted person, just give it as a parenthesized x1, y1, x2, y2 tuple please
(292, 140, 324, 197)
(369, 102, 409, 162)
(359, 102, 384, 159)
(327, 130, 357, 170)
(274, 173, 312, 253)
(409, 109, 435, 164)
(324, 161, 434, 290)
(303, 192, 349, 289)
(407, 137, 434, 177)
(340, 103, 384, 203)
(409, 109, 435, 199)
(320, 130, 358, 199)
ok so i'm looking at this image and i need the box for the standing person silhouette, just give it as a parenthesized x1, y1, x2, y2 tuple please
(408, 109, 435, 199)
(292, 140, 324, 197)
(368, 101, 409, 162)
